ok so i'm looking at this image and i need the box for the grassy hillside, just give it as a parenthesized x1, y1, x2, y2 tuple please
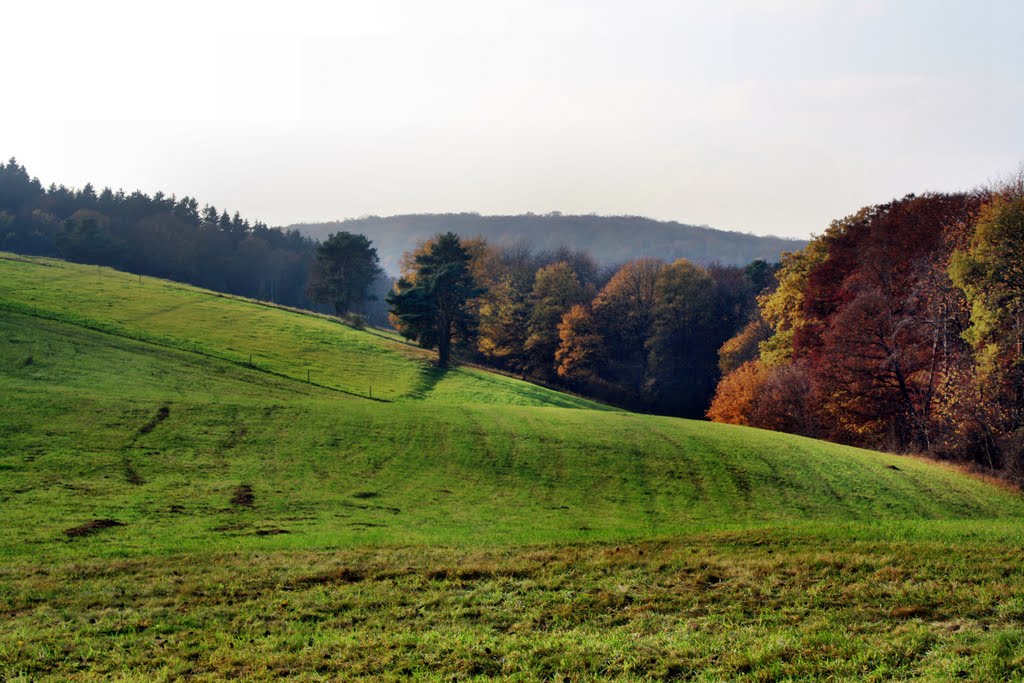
(3, 252, 1021, 556)
(0, 254, 601, 409)
(3, 253, 1024, 680)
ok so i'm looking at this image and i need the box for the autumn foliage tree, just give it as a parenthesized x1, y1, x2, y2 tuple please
(387, 232, 768, 416)
(949, 191, 1024, 472)
(590, 258, 664, 390)
(718, 318, 771, 375)
(797, 194, 981, 451)
(756, 237, 831, 367)
(475, 243, 537, 375)
(706, 360, 769, 425)
(555, 304, 606, 381)
(524, 262, 594, 378)
(644, 259, 722, 417)
(707, 180, 1024, 480)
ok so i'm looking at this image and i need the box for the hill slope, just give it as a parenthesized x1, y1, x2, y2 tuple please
(2, 253, 1021, 560)
(7, 254, 1024, 681)
(292, 213, 808, 273)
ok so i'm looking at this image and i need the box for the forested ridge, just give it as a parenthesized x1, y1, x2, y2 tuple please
(291, 212, 805, 273)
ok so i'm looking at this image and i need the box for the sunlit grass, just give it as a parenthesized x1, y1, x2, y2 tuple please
(0, 253, 604, 408)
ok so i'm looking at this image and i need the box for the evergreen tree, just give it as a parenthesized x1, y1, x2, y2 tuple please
(305, 231, 383, 316)
(386, 232, 482, 368)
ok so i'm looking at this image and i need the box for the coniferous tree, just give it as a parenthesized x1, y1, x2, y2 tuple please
(0, 159, 318, 308)
(386, 232, 482, 368)
(305, 231, 383, 316)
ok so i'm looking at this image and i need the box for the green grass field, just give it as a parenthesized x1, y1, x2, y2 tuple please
(4, 253, 1024, 681)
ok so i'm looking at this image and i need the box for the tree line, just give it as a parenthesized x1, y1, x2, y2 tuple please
(356, 231, 771, 417)
(0, 158, 317, 308)
(707, 171, 1024, 481)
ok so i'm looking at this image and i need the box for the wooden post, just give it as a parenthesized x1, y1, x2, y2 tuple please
(307, 369, 310, 383)
(249, 354, 252, 366)
(369, 385, 372, 399)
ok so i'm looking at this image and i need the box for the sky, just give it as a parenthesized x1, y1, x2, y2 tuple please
(4, 0, 1022, 239)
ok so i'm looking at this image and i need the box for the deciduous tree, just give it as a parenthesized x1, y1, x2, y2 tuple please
(800, 194, 980, 451)
(644, 259, 719, 417)
(524, 261, 594, 378)
(950, 192, 1024, 470)
(555, 304, 606, 381)
(591, 258, 664, 388)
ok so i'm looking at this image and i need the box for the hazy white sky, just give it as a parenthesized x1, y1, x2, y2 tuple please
(4, 0, 1022, 238)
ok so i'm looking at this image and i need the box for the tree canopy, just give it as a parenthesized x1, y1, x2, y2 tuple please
(708, 178, 1024, 482)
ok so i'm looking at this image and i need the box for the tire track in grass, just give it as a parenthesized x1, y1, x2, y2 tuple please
(119, 403, 172, 486)
(648, 423, 709, 506)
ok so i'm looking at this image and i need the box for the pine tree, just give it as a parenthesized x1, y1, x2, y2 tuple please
(305, 231, 383, 316)
(386, 232, 483, 368)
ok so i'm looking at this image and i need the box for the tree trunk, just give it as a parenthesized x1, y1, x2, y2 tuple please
(437, 313, 451, 368)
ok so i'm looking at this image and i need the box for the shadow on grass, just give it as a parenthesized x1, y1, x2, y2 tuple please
(406, 363, 446, 400)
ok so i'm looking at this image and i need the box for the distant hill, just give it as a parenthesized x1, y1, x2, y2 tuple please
(290, 213, 807, 274)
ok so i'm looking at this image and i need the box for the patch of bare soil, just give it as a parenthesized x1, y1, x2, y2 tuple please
(230, 484, 254, 508)
(124, 462, 145, 485)
(63, 519, 125, 538)
(222, 427, 248, 449)
(138, 404, 170, 436)
(290, 567, 365, 587)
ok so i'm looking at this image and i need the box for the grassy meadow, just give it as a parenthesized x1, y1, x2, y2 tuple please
(4, 253, 1024, 681)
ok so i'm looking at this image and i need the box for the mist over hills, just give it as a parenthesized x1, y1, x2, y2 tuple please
(290, 213, 807, 274)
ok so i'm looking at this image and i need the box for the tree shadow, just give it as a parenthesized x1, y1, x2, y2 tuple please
(406, 363, 446, 400)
